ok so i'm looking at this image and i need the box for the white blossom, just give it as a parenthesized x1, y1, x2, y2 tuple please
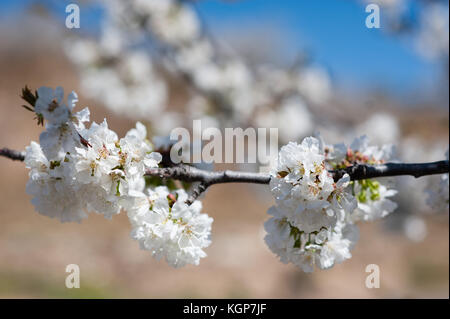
(325, 135, 398, 222)
(264, 136, 360, 272)
(355, 113, 400, 145)
(127, 186, 213, 268)
(25, 87, 162, 222)
(416, 3, 449, 59)
(264, 217, 358, 272)
(24, 141, 88, 223)
(34, 86, 72, 126)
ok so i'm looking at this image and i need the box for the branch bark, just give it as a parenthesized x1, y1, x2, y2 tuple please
(145, 161, 449, 186)
(331, 161, 449, 181)
(1, 147, 448, 204)
(0, 148, 25, 161)
(146, 160, 449, 202)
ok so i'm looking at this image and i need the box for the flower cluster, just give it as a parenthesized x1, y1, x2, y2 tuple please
(126, 187, 213, 268)
(265, 137, 359, 272)
(23, 86, 213, 267)
(265, 135, 398, 272)
(324, 135, 398, 222)
(25, 86, 162, 221)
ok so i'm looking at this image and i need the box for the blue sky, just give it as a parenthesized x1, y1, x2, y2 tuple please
(0, 0, 441, 98)
(195, 0, 438, 97)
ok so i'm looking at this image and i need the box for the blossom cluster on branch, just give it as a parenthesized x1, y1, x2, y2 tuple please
(264, 134, 449, 271)
(2, 85, 447, 271)
(21, 86, 213, 267)
(264, 135, 399, 272)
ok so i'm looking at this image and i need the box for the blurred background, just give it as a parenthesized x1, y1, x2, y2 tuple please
(0, 0, 448, 298)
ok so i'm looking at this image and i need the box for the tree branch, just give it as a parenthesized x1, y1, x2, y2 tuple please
(1, 147, 448, 204)
(331, 161, 450, 181)
(186, 182, 209, 205)
(146, 165, 271, 186)
(146, 165, 271, 204)
(0, 148, 25, 161)
(146, 160, 449, 202)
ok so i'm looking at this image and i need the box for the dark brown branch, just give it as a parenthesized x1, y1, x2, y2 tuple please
(146, 164, 271, 185)
(186, 182, 209, 205)
(1, 147, 448, 204)
(146, 161, 449, 203)
(145, 164, 271, 204)
(331, 161, 449, 181)
(0, 148, 25, 161)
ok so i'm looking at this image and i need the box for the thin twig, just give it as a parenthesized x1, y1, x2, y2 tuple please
(0, 148, 25, 161)
(186, 182, 209, 205)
